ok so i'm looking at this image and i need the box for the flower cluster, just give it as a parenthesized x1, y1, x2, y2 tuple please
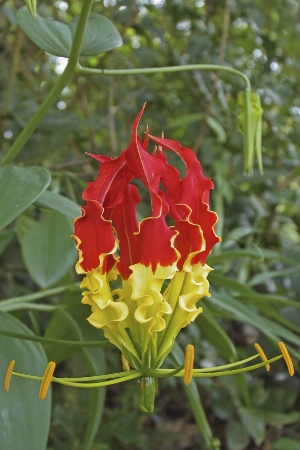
(73, 105, 220, 371)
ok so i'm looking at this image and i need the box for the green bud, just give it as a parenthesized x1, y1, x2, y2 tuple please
(237, 90, 263, 174)
(24, 0, 37, 19)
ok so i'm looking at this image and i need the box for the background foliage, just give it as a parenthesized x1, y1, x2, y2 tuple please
(0, 0, 299, 449)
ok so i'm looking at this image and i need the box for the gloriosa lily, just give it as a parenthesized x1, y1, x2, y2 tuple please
(4, 107, 294, 418)
(72, 104, 221, 410)
(73, 104, 220, 372)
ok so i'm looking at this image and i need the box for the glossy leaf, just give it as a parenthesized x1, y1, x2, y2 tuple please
(0, 312, 51, 450)
(0, 165, 51, 231)
(16, 7, 122, 57)
(17, 210, 77, 289)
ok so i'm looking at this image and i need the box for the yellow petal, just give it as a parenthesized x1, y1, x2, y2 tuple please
(157, 263, 212, 362)
(125, 263, 177, 356)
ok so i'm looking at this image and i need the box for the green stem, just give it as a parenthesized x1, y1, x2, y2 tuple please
(0, 0, 94, 166)
(0, 327, 111, 347)
(183, 380, 216, 449)
(77, 63, 251, 90)
(3, 303, 59, 312)
(0, 284, 79, 309)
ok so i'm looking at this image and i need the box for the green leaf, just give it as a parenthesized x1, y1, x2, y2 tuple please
(0, 312, 51, 450)
(205, 116, 227, 143)
(222, 226, 254, 249)
(198, 301, 237, 362)
(55, 309, 106, 450)
(168, 113, 204, 128)
(238, 407, 265, 446)
(210, 291, 300, 353)
(17, 210, 77, 289)
(248, 266, 300, 287)
(82, 347, 106, 450)
(0, 165, 51, 231)
(17, 7, 72, 57)
(171, 342, 220, 450)
(69, 13, 123, 56)
(0, 230, 14, 256)
(35, 190, 81, 219)
(209, 271, 253, 295)
(271, 437, 300, 450)
(226, 420, 250, 450)
(16, 7, 122, 57)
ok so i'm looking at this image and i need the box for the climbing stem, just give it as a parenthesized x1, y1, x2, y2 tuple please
(77, 63, 251, 90)
(0, 0, 94, 166)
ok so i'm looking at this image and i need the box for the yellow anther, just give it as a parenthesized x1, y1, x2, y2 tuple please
(254, 343, 270, 371)
(121, 354, 131, 372)
(184, 344, 194, 385)
(278, 342, 294, 376)
(4, 360, 15, 392)
(39, 361, 56, 400)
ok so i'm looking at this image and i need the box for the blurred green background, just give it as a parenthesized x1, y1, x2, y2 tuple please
(0, 1, 299, 449)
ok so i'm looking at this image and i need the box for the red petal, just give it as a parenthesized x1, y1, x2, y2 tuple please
(125, 107, 166, 215)
(74, 201, 116, 273)
(111, 184, 141, 279)
(150, 135, 220, 262)
(83, 153, 127, 205)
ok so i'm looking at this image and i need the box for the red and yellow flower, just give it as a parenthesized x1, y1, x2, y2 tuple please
(73, 105, 220, 371)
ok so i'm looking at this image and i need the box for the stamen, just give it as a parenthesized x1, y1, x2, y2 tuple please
(184, 344, 194, 385)
(254, 343, 270, 371)
(278, 342, 294, 376)
(121, 354, 131, 372)
(39, 361, 56, 400)
(4, 360, 15, 392)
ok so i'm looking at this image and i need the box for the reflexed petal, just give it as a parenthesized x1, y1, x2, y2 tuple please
(150, 136, 221, 263)
(112, 187, 179, 279)
(73, 201, 117, 273)
(81, 268, 140, 364)
(157, 263, 212, 361)
(124, 263, 176, 356)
